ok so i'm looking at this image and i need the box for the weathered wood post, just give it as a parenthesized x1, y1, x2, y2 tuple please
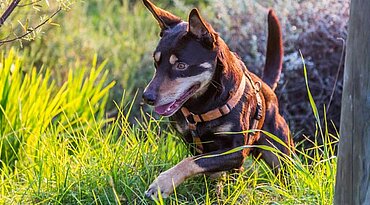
(334, 0, 370, 204)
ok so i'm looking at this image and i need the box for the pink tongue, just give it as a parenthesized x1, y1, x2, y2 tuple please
(154, 101, 176, 115)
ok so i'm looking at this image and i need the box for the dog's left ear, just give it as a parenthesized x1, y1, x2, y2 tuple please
(143, 0, 182, 32)
(188, 9, 216, 48)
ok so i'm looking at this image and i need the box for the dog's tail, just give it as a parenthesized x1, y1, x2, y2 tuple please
(262, 9, 283, 91)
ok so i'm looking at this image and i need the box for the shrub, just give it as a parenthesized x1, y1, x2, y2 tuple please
(206, 0, 349, 141)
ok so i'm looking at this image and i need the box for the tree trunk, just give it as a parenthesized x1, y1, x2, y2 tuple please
(334, 0, 370, 204)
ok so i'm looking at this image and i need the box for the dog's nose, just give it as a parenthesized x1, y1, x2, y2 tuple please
(142, 91, 157, 106)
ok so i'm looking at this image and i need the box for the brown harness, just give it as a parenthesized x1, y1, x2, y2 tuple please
(181, 72, 263, 154)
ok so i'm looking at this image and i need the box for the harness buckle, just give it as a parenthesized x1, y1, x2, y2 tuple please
(255, 81, 262, 93)
(185, 112, 197, 131)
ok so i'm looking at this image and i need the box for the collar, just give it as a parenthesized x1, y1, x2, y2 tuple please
(181, 73, 249, 130)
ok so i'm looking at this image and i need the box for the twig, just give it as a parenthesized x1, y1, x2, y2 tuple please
(326, 37, 345, 113)
(0, 7, 61, 46)
(0, 0, 21, 27)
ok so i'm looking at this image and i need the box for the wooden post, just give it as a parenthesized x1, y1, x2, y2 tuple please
(334, 0, 370, 204)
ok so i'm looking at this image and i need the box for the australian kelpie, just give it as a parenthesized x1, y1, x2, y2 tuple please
(142, 0, 293, 199)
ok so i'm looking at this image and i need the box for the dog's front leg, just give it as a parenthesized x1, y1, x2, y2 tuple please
(145, 157, 204, 199)
(145, 149, 244, 199)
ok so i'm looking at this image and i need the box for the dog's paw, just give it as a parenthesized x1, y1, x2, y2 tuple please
(145, 172, 176, 199)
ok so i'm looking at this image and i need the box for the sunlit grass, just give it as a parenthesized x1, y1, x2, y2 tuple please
(0, 50, 337, 204)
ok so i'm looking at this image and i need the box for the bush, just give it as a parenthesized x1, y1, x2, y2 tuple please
(206, 0, 349, 141)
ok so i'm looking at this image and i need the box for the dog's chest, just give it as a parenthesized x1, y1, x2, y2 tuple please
(171, 113, 243, 153)
(172, 113, 236, 136)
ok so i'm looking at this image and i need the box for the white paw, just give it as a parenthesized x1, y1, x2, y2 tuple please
(145, 172, 176, 199)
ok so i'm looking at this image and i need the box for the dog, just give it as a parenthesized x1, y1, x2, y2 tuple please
(141, 0, 293, 199)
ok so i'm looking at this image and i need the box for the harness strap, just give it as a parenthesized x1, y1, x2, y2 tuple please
(181, 72, 263, 154)
(246, 90, 263, 145)
(181, 74, 247, 125)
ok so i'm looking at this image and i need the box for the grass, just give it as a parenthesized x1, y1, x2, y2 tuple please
(0, 1, 339, 204)
(0, 49, 337, 204)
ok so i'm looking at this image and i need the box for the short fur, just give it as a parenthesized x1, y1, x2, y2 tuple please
(141, 0, 294, 199)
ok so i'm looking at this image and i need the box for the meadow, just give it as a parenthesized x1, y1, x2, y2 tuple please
(0, 0, 345, 204)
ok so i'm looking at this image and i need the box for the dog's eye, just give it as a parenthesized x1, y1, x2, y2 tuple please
(176, 62, 188, 70)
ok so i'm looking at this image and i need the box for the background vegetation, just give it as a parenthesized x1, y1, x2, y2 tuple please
(0, 0, 348, 204)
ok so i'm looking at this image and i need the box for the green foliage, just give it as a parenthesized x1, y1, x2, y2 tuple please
(0, 50, 337, 204)
(0, 49, 114, 169)
(15, 0, 160, 100)
(2, 0, 213, 113)
(0, 1, 340, 204)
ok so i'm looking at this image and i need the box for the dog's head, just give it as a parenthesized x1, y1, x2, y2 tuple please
(142, 0, 219, 116)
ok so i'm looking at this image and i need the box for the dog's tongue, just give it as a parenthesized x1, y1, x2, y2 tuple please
(154, 101, 177, 116)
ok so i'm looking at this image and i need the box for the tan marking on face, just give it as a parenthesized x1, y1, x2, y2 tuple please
(216, 122, 234, 133)
(145, 157, 205, 199)
(169, 54, 178, 65)
(199, 62, 212, 69)
(154, 52, 161, 62)
(157, 71, 213, 106)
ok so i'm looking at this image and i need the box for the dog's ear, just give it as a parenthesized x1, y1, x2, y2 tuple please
(188, 9, 215, 48)
(143, 0, 182, 32)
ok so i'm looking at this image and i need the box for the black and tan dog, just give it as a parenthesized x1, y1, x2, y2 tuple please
(142, 0, 293, 199)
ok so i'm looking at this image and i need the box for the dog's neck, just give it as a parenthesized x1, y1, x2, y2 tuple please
(183, 39, 244, 114)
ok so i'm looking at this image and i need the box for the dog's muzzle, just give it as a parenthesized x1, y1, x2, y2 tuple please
(142, 90, 157, 106)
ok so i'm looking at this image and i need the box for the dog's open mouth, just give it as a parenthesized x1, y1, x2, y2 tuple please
(154, 84, 200, 116)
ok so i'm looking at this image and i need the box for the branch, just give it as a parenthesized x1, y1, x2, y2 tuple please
(0, 0, 21, 27)
(0, 7, 62, 46)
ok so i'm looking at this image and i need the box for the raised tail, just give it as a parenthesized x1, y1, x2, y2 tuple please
(262, 9, 283, 91)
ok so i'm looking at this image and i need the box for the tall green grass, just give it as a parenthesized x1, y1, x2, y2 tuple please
(0, 50, 114, 202)
(0, 50, 337, 204)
